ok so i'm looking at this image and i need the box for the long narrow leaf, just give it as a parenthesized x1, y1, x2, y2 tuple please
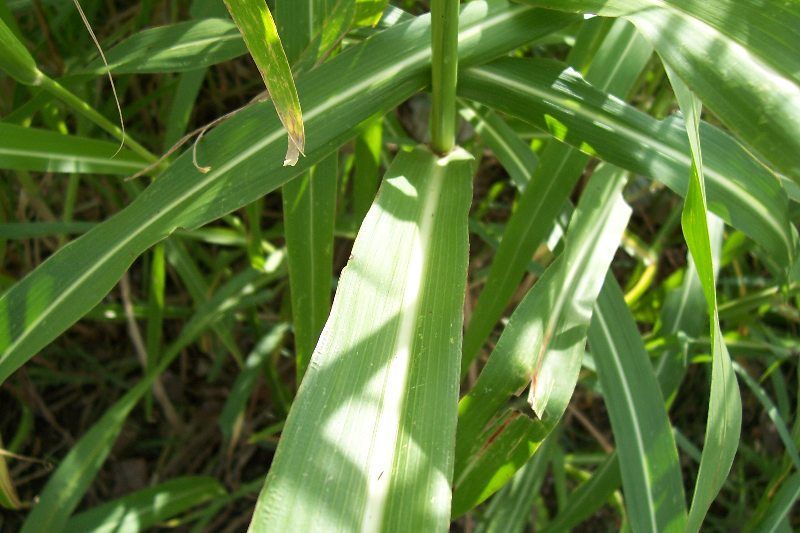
(0, 14, 43, 85)
(64, 476, 227, 533)
(21, 267, 276, 533)
(283, 154, 337, 379)
(461, 19, 652, 370)
(589, 277, 687, 531)
(79, 18, 246, 75)
(667, 67, 742, 533)
(249, 146, 474, 531)
(517, 0, 800, 183)
(459, 58, 797, 272)
(223, 0, 304, 165)
(0, 124, 147, 175)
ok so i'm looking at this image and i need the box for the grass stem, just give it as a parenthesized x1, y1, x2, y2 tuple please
(430, 0, 459, 154)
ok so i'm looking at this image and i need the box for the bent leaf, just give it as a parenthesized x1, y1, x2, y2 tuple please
(223, 0, 304, 165)
(453, 164, 631, 515)
(461, 18, 652, 370)
(248, 146, 474, 531)
(667, 67, 741, 533)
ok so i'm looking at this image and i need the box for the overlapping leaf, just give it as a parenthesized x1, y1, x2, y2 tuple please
(516, 0, 800, 183)
(0, 2, 575, 386)
(223, 0, 304, 165)
(453, 164, 631, 514)
(460, 18, 652, 370)
(0, 124, 147, 175)
(459, 58, 796, 272)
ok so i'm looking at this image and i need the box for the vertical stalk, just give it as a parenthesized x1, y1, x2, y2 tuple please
(430, 0, 459, 154)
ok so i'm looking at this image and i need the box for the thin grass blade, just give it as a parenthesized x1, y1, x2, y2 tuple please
(666, 67, 742, 533)
(78, 19, 246, 75)
(21, 267, 278, 533)
(0, 124, 147, 175)
(282, 154, 337, 380)
(64, 476, 227, 533)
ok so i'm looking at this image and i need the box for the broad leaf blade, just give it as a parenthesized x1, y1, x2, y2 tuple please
(249, 146, 473, 531)
(223, 0, 304, 165)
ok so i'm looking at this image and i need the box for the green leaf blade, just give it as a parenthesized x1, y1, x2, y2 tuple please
(0, 0, 571, 401)
(453, 164, 632, 514)
(666, 66, 742, 533)
(0, 124, 148, 175)
(283, 154, 337, 379)
(224, 0, 305, 165)
(64, 476, 227, 533)
(459, 58, 796, 272)
(517, 0, 800, 183)
(249, 146, 474, 531)
(589, 277, 687, 532)
(0, 15, 43, 85)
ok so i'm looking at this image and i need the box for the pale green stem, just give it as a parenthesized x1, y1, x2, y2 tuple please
(430, 0, 459, 154)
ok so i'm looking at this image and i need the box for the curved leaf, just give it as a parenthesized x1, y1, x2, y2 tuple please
(453, 164, 631, 514)
(460, 18, 652, 370)
(458, 58, 796, 272)
(517, 0, 800, 183)
(223, 0, 304, 165)
(667, 68, 741, 533)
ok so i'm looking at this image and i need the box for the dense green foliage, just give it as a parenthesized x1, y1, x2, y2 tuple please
(0, 0, 798, 531)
